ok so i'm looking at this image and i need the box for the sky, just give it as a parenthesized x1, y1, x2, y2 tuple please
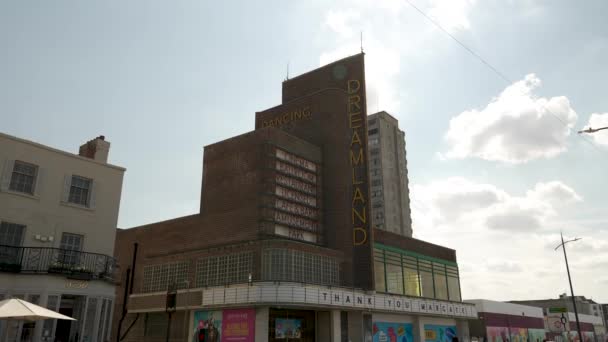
(1, 1, 607, 303)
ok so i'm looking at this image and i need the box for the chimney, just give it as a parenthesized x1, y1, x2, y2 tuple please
(79, 135, 110, 163)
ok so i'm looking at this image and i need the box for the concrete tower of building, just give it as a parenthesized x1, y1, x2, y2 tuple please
(368, 111, 413, 237)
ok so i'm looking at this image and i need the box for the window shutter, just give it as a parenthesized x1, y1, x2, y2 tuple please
(62, 175, 72, 202)
(1, 160, 15, 191)
(34, 167, 44, 197)
(89, 180, 97, 209)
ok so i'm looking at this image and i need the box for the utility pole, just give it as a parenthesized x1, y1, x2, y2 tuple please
(555, 233, 583, 342)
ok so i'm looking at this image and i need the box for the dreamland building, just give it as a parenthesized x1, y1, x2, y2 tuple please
(112, 54, 477, 342)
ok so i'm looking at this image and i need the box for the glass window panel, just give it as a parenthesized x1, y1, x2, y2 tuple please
(420, 270, 434, 298)
(82, 297, 98, 342)
(434, 272, 448, 300)
(374, 260, 386, 292)
(9, 161, 37, 194)
(404, 267, 421, 297)
(448, 276, 461, 301)
(68, 175, 92, 206)
(386, 263, 403, 294)
(0, 222, 25, 265)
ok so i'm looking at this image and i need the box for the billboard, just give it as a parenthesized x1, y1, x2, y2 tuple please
(275, 318, 302, 339)
(372, 322, 413, 342)
(193, 309, 255, 342)
(424, 324, 457, 342)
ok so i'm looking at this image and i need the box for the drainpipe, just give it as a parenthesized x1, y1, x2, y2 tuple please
(115, 242, 139, 342)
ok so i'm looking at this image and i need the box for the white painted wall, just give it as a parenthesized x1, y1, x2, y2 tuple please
(466, 299, 544, 318)
(0, 132, 125, 256)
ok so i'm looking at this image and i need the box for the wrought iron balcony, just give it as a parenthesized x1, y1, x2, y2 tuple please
(0, 245, 116, 282)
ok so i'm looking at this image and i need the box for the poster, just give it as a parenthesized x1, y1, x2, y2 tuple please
(509, 328, 528, 342)
(194, 310, 223, 342)
(372, 322, 413, 342)
(528, 329, 546, 342)
(486, 327, 510, 342)
(222, 309, 255, 342)
(275, 318, 302, 339)
(193, 309, 255, 342)
(424, 324, 457, 342)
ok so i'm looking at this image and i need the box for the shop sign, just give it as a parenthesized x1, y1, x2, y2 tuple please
(276, 173, 316, 195)
(193, 309, 255, 342)
(274, 225, 317, 243)
(275, 186, 316, 207)
(276, 161, 316, 183)
(65, 279, 88, 289)
(424, 324, 457, 342)
(372, 322, 413, 342)
(276, 149, 316, 172)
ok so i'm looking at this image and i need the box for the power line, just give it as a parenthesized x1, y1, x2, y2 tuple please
(402, 0, 604, 153)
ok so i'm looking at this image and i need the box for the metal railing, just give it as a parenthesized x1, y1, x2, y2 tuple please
(0, 244, 116, 282)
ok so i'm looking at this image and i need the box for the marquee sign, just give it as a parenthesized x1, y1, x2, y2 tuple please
(129, 283, 478, 319)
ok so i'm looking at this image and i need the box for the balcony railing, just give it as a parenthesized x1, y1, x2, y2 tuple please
(0, 245, 116, 282)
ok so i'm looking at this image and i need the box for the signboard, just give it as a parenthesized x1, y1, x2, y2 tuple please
(547, 312, 569, 333)
(276, 149, 316, 172)
(372, 322, 413, 342)
(276, 173, 316, 194)
(275, 318, 302, 339)
(222, 309, 255, 342)
(549, 307, 567, 313)
(193, 309, 255, 342)
(276, 161, 316, 183)
(275, 186, 316, 207)
(424, 324, 457, 342)
(274, 225, 317, 243)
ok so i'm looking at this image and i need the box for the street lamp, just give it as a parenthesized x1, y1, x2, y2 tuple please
(554, 233, 583, 342)
(577, 126, 608, 134)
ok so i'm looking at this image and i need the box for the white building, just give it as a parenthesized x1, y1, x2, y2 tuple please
(0, 132, 125, 342)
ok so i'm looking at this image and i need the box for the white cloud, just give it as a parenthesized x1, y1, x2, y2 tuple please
(318, 0, 476, 115)
(324, 9, 360, 38)
(410, 177, 574, 232)
(581, 112, 608, 147)
(445, 74, 578, 164)
(411, 177, 608, 301)
(527, 181, 582, 206)
(428, 0, 476, 31)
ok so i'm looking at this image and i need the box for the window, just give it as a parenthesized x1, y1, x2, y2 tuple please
(142, 261, 189, 293)
(9, 161, 38, 195)
(261, 249, 339, 285)
(385, 251, 403, 294)
(374, 250, 386, 292)
(0, 222, 25, 246)
(0, 222, 25, 264)
(372, 179, 382, 187)
(433, 263, 448, 300)
(370, 148, 380, 156)
(368, 128, 378, 135)
(68, 175, 92, 206)
(195, 252, 253, 287)
(59, 233, 83, 266)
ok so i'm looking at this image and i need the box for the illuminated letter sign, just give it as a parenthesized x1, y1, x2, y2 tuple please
(348, 79, 368, 246)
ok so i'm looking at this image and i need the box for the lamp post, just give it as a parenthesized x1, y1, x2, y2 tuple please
(554, 233, 583, 342)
